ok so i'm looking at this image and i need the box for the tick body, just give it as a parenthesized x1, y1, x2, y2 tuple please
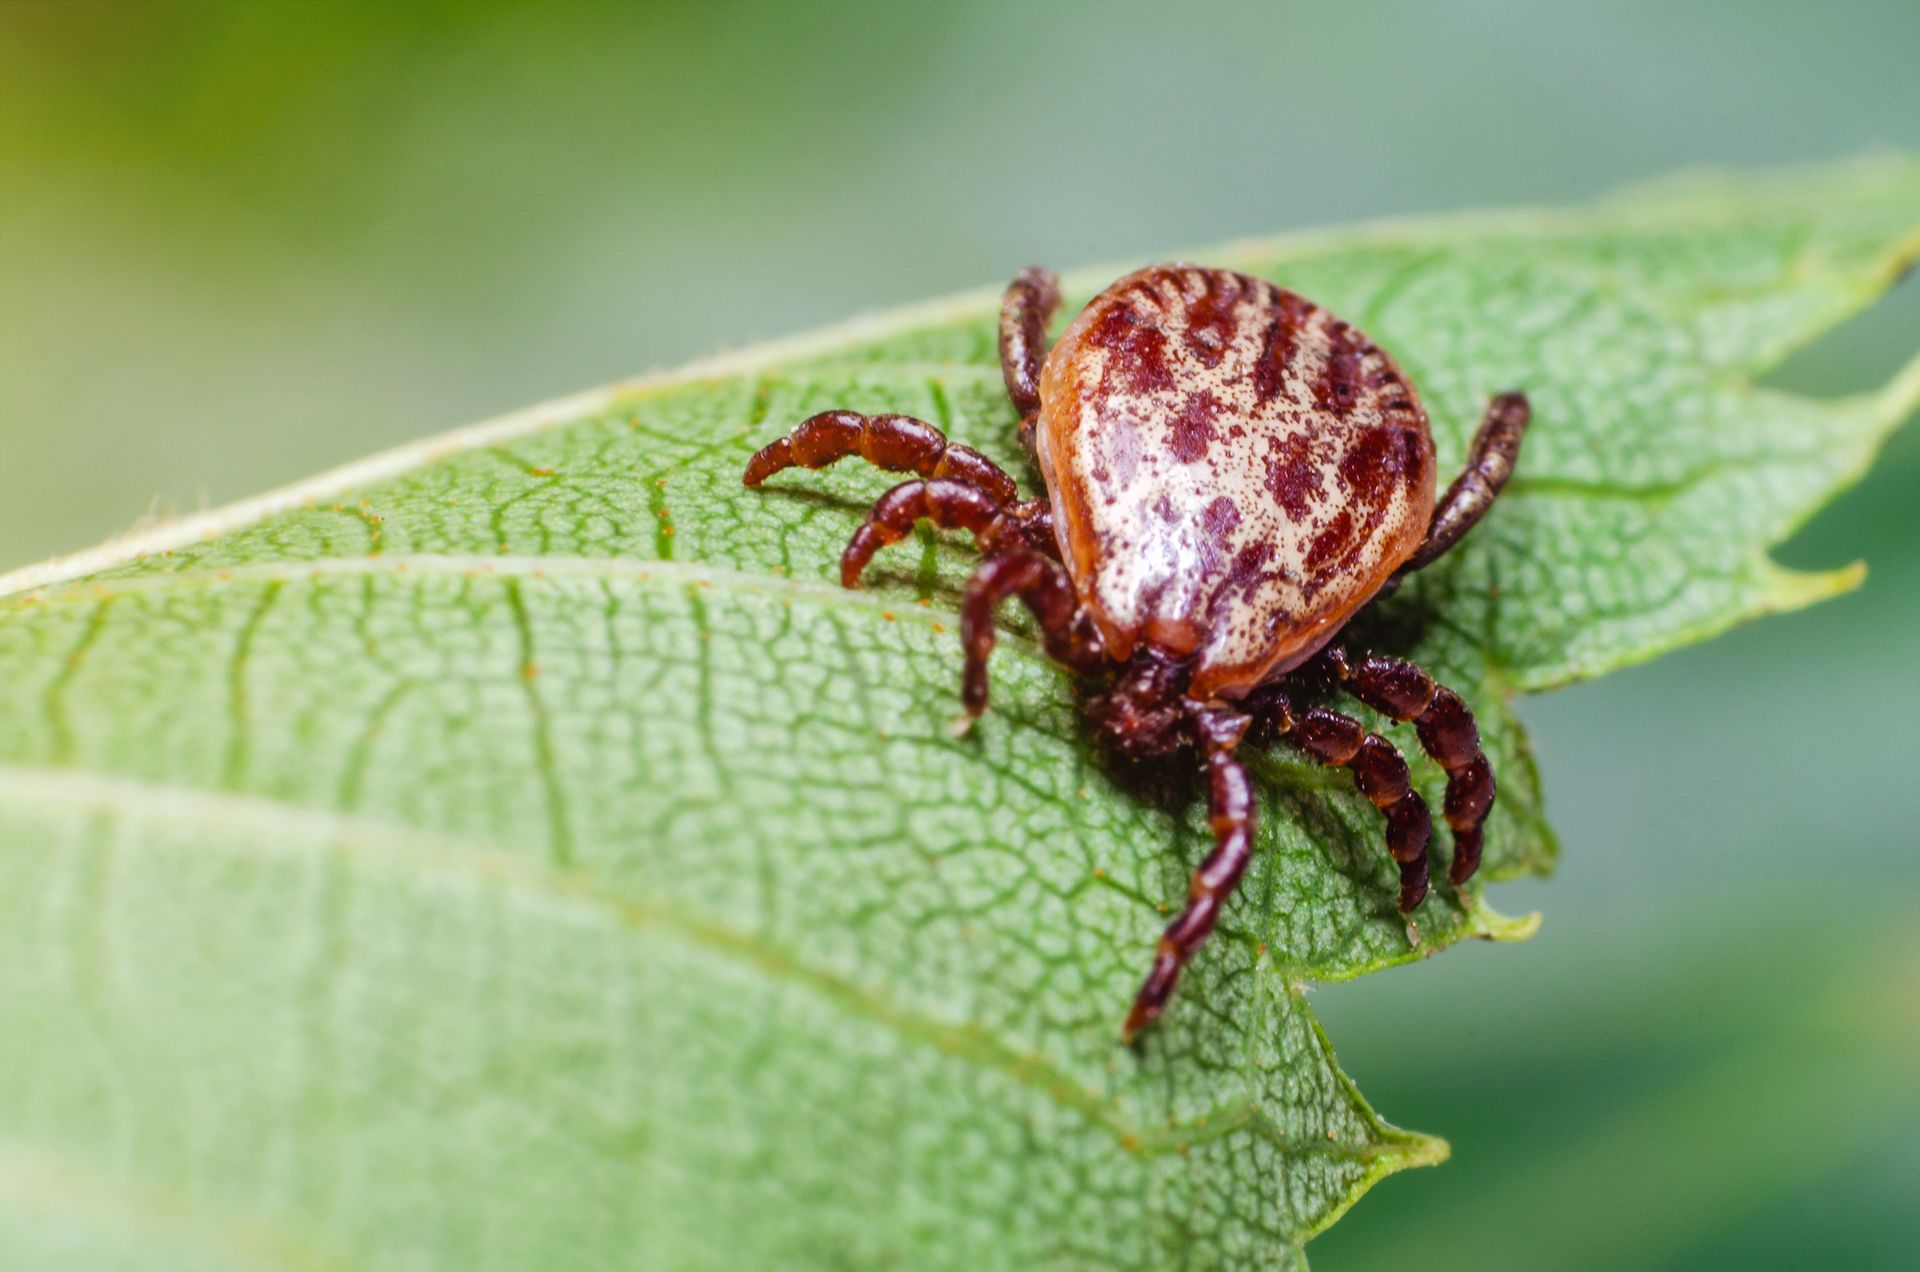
(745, 264, 1528, 1039)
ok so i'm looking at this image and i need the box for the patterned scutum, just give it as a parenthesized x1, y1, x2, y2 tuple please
(1036, 265, 1437, 699)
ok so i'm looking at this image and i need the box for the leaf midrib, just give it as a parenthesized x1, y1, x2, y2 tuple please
(3, 554, 1053, 674)
(8, 549, 1520, 812)
(0, 761, 1433, 1168)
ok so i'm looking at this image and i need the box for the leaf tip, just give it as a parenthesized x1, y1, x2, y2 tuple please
(1399, 1127, 1453, 1170)
(1764, 560, 1867, 614)
(1877, 348, 1920, 429)
(1467, 904, 1543, 944)
(1300, 1127, 1452, 1243)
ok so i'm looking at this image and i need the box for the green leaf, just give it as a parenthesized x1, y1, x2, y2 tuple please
(1, 158, 1914, 1270)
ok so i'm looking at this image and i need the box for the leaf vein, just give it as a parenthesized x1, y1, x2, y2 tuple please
(0, 763, 1415, 1167)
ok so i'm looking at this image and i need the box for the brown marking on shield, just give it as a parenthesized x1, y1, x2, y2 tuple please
(1212, 539, 1277, 613)
(1315, 319, 1366, 416)
(1263, 431, 1324, 519)
(1303, 508, 1357, 574)
(1397, 426, 1430, 473)
(1087, 304, 1174, 397)
(1182, 271, 1249, 368)
(1169, 388, 1222, 463)
(1227, 540, 1271, 584)
(1338, 425, 1405, 502)
(1252, 293, 1309, 405)
(1201, 495, 1242, 540)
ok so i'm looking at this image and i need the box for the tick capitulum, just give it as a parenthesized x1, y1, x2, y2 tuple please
(744, 264, 1528, 1040)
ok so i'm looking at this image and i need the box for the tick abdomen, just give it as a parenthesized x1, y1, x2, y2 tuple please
(1035, 265, 1436, 699)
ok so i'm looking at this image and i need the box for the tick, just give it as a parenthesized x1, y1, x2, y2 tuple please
(744, 265, 1528, 1039)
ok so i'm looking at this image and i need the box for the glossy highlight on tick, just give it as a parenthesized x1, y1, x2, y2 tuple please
(744, 265, 1528, 1040)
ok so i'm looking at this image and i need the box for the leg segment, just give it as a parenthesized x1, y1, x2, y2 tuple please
(1291, 703, 1435, 912)
(1001, 496, 1063, 561)
(958, 549, 1103, 717)
(840, 483, 1060, 588)
(840, 479, 1003, 588)
(1310, 647, 1496, 889)
(744, 409, 1019, 507)
(1400, 391, 1530, 574)
(999, 267, 1061, 457)
(1124, 709, 1255, 1041)
(1245, 687, 1435, 912)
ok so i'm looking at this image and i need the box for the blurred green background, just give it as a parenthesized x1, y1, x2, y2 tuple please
(3, 2, 1915, 1268)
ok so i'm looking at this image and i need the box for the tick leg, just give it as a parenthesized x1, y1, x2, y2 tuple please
(841, 483, 1057, 588)
(1310, 647, 1496, 889)
(1250, 688, 1435, 912)
(958, 549, 1102, 717)
(1002, 497, 1063, 561)
(1124, 709, 1254, 1042)
(744, 409, 1019, 506)
(840, 479, 1004, 588)
(1400, 391, 1529, 575)
(999, 267, 1061, 459)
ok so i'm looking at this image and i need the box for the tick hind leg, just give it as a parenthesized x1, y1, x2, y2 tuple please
(1248, 687, 1435, 913)
(1124, 709, 1255, 1042)
(744, 409, 1019, 506)
(999, 267, 1061, 460)
(1311, 647, 1496, 890)
(1400, 391, 1530, 575)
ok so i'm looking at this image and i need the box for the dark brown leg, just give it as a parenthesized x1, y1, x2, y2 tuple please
(999, 267, 1060, 459)
(840, 479, 1004, 588)
(1400, 391, 1529, 575)
(1124, 708, 1254, 1042)
(1001, 496, 1063, 561)
(744, 409, 1019, 506)
(1309, 647, 1496, 889)
(839, 481, 1062, 588)
(958, 548, 1103, 717)
(1249, 687, 1435, 912)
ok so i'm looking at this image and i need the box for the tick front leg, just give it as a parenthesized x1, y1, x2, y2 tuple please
(1310, 647, 1496, 889)
(1249, 688, 1435, 913)
(999, 267, 1061, 460)
(1400, 391, 1529, 575)
(1124, 709, 1254, 1042)
(744, 409, 1019, 506)
(840, 479, 1004, 588)
(958, 548, 1103, 717)
(840, 482, 1057, 588)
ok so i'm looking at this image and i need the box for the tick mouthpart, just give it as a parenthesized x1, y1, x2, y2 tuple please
(1086, 647, 1193, 759)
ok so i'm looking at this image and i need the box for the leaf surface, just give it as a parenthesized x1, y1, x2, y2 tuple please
(0, 159, 1915, 1270)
